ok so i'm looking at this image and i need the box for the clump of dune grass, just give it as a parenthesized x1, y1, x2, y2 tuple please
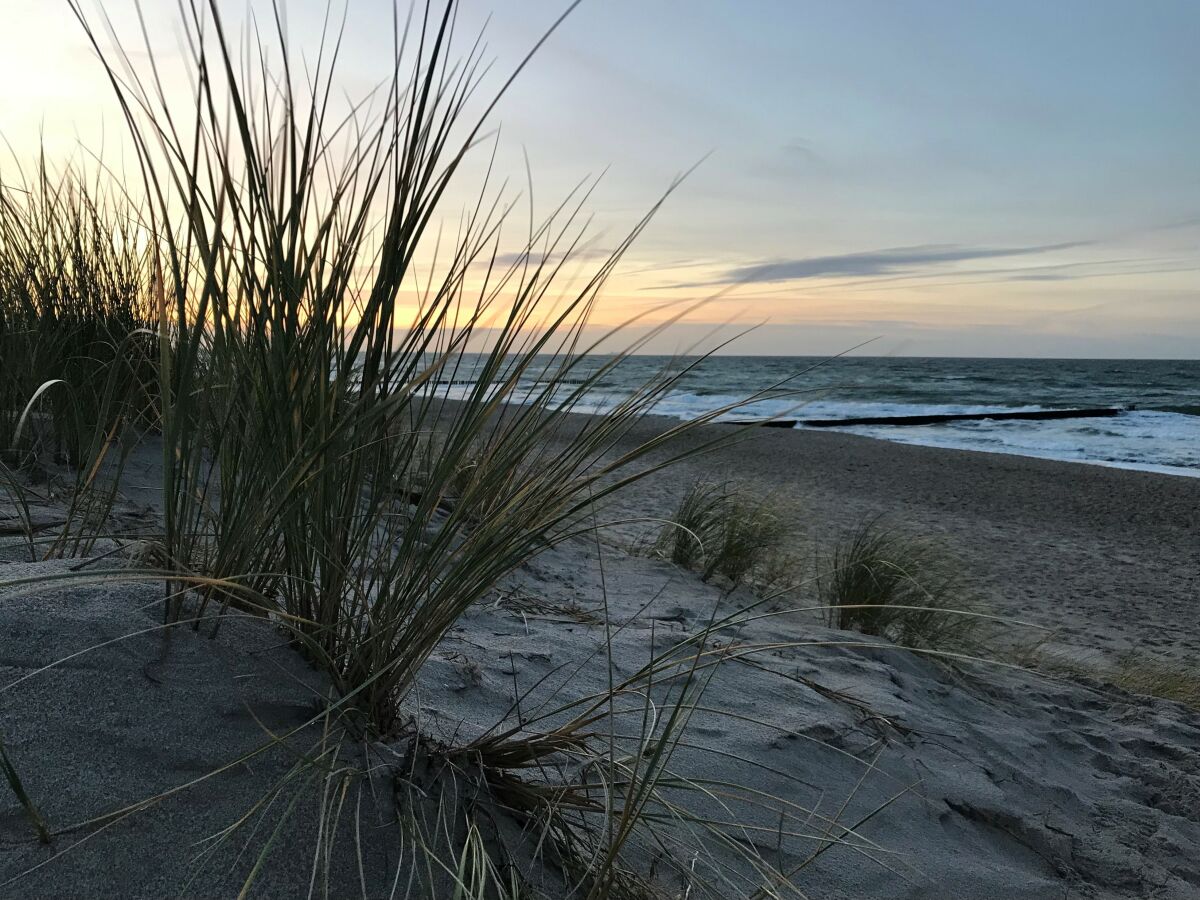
(819, 519, 982, 652)
(0, 166, 159, 558)
(654, 481, 784, 588)
(0, 164, 157, 469)
(1025, 645, 1200, 711)
(1111, 654, 1200, 709)
(67, 0, 808, 739)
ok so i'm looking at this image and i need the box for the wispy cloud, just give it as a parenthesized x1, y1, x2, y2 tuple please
(486, 247, 614, 268)
(714, 242, 1085, 284)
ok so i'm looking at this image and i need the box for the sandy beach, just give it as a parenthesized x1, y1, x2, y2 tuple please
(595, 417, 1200, 664)
(4, 0, 1199, 893)
(2, 418, 1198, 898)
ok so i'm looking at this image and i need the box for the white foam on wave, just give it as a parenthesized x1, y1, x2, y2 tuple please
(627, 391, 1200, 477)
(834, 409, 1200, 477)
(585, 391, 1051, 424)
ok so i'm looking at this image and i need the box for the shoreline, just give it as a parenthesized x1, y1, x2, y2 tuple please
(783, 422, 1200, 479)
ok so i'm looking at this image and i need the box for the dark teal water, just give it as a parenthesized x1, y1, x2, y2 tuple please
(439, 356, 1200, 475)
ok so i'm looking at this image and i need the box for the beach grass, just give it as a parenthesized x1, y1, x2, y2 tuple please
(0, 163, 156, 468)
(1026, 645, 1200, 711)
(1111, 654, 1200, 709)
(654, 481, 785, 589)
(0, 163, 158, 557)
(819, 519, 983, 653)
(0, 733, 50, 844)
(65, 0, 748, 737)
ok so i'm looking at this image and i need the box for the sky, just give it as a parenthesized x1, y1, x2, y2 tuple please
(0, 0, 1197, 357)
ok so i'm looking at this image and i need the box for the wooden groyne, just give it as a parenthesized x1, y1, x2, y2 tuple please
(723, 417, 800, 428)
(724, 407, 1125, 429)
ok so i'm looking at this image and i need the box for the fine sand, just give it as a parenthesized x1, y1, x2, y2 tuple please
(590, 417, 1200, 665)
(1, 418, 1197, 898)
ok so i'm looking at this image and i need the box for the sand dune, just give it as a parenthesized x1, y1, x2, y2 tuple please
(1, 423, 1198, 897)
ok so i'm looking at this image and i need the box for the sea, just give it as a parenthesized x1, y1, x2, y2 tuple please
(443, 356, 1200, 477)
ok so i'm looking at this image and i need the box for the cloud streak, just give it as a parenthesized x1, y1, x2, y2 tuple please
(489, 247, 614, 268)
(716, 242, 1085, 284)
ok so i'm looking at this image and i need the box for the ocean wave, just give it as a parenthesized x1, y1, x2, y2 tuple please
(566, 391, 1198, 475)
(1148, 404, 1200, 416)
(418, 362, 1199, 478)
(629, 392, 1199, 477)
(834, 409, 1200, 477)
